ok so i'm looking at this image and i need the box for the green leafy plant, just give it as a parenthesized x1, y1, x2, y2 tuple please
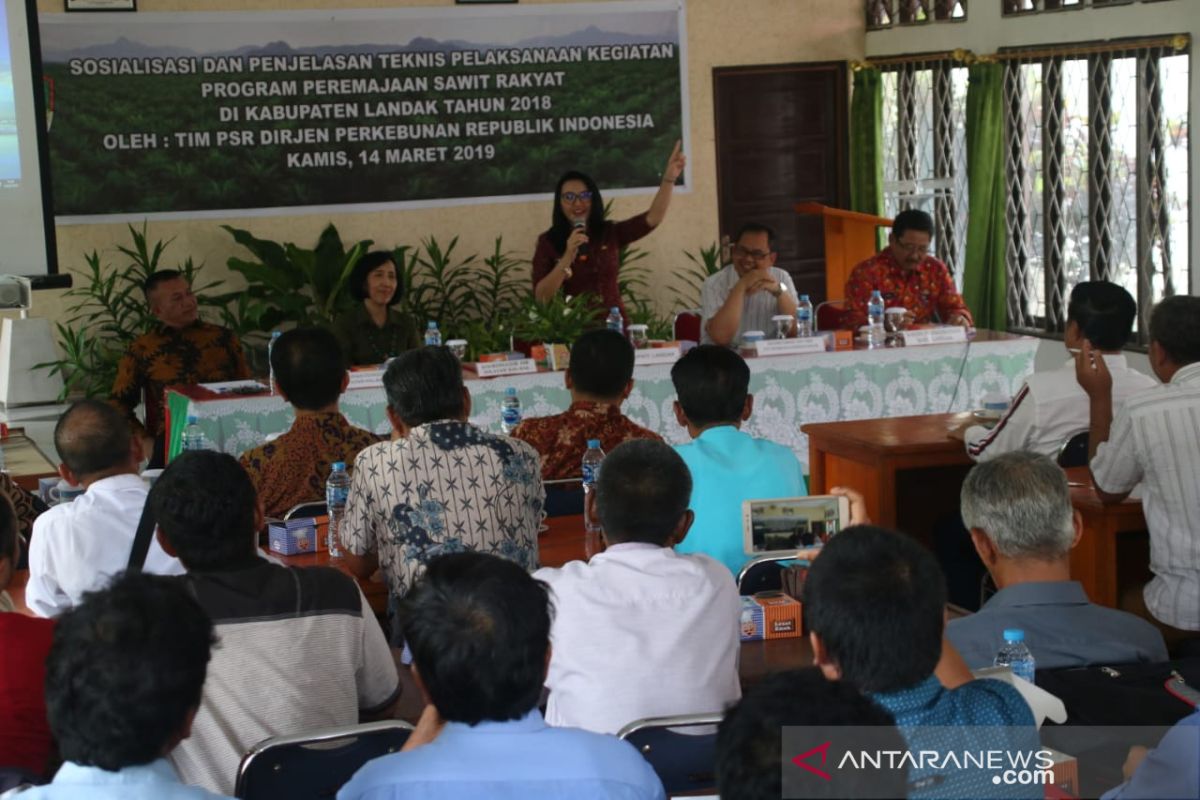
(36, 223, 220, 398)
(398, 236, 478, 336)
(672, 242, 723, 309)
(512, 291, 602, 346)
(216, 223, 375, 342)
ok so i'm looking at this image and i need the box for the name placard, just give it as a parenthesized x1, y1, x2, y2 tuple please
(901, 326, 969, 347)
(634, 346, 682, 367)
(754, 337, 827, 357)
(473, 359, 538, 378)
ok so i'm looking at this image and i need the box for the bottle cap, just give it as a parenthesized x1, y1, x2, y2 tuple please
(505, 387, 517, 396)
(187, 415, 198, 425)
(586, 439, 601, 449)
(1002, 629, 1025, 642)
(270, 330, 282, 339)
(610, 307, 620, 313)
(427, 320, 437, 328)
(331, 461, 346, 471)
(800, 294, 810, 301)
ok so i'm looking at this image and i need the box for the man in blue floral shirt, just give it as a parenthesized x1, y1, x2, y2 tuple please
(342, 346, 544, 609)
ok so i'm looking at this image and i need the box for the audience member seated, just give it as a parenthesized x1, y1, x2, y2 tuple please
(238, 327, 381, 519)
(338, 552, 666, 800)
(805, 525, 1039, 799)
(0, 495, 55, 778)
(535, 439, 740, 734)
(152, 451, 399, 796)
(670, 345, 806, 575)
(1101, 708, 1200, 799)
(1078, 295, 1200, 635)
(20, 572, 230, 800)
(1, 472, 44, 549)
(948, 452, 1167, 669)
(110, 269, 249, 466)
(513, 329, 662, 481)
(963, 281, 1156, 461)
(715, 668, 909, 800)
(342, 346, 543, 608)
(26, 400, 184, 618)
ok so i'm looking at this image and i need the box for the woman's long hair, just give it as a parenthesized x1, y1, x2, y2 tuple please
(547, 170, 605, 254)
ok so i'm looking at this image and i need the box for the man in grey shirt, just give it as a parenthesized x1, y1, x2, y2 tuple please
(947, 451, 1167, 670)
(700, 222, 798, 346)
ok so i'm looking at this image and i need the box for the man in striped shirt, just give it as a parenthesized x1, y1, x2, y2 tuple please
(1078, 295, 1200, 634)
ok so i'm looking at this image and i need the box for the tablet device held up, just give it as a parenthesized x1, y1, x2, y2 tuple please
(741, 495, 850, 557)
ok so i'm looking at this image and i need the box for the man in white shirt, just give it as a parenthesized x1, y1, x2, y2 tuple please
(963, 281, 1156, 461)
(700, 223, 798, 346)
(534, 439, 741, 735)
(26, 400, 184, 618)
(1078, 295, 1200, 634)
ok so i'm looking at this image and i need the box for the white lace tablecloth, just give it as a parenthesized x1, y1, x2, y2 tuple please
(169, 336, 1037, 474)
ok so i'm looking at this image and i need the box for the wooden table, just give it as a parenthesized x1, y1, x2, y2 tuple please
(803, 412, 975, 541)
(1064, 466, 1148, 610)
(1, 427, 58, 492)
(803, 412, 1148, 609)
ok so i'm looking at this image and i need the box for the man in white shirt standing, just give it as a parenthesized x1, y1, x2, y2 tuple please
(1078, 295, 1200, 635)
(963, 281, 1156, 461)
(26, 400, 184, 618)
(535, 439, 741, 735)
(700, 223, 798, 346)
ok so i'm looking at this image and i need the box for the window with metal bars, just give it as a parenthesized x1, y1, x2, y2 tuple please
(879, 58, 971, 282)
(867, 1, 967, 31)
(1002, 0, 1177, 17)
(1002, 40, 1189, 342)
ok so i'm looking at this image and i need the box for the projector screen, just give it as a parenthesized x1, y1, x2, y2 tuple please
(0, 0, 57, 279)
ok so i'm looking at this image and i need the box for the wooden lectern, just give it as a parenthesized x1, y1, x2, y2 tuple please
(795, 203, 892, 302)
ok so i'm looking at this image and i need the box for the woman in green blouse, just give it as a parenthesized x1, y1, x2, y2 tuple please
(332, 251, 420, 366)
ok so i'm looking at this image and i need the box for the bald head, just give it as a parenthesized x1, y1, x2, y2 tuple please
(54, 400, 136, 481)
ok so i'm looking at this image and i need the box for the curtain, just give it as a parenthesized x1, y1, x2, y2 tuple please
(849, 67, 885, 250)
(962, 61, 1008, 331)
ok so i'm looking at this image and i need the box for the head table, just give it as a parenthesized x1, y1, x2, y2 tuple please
(164, 331, 1037, 473)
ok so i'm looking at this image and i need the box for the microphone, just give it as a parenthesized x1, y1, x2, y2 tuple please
(573, 218, 589, 262)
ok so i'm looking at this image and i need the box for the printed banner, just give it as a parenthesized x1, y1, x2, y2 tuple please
(38, 1, 688, 221)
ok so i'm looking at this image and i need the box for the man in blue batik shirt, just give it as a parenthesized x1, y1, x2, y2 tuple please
(805, 525, 1040, 800)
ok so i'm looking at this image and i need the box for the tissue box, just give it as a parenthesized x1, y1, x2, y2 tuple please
(267, 517, 327, 555)
(739, 592, 803, 641)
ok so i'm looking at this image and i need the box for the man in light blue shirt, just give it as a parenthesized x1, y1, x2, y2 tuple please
(338, 551, 665, 800)
(1102, 709, 1200, 799)
(22, 572, 231, 800)
(670, 345, 806, 576)
(948, 452, 1167, 669)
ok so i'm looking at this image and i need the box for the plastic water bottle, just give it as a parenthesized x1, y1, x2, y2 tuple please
(424, 321, 442, 347)
(500, 387, 522, 435)
(796, 294, 814, 337)
(582, 440, 605, 535)
(325, 461, 350, 559)
(868, 290, 885, 331)
(605, 307, 624, 334)
(268, 330, 282, 395)
(994, 629, 1036, 683)
(181, 415, 207, 451)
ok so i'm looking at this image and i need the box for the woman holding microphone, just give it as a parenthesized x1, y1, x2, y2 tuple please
(531, 141, 686, 320)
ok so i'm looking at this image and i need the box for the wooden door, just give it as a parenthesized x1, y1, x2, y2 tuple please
(713, 62, 849, 303)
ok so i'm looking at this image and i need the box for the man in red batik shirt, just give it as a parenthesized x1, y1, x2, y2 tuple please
(842, 209, 973, 330)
